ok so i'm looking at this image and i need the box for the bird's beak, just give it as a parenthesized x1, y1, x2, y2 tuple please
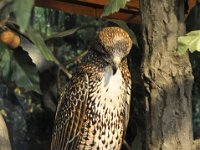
(112, 66, 117, 75)
(112, 56, 121, 75)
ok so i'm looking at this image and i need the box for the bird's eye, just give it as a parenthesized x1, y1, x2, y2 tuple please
(96, 44, 109, 56)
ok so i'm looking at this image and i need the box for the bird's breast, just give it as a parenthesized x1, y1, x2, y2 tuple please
(88, 67, 126, 119)
(99, 66, 125, 109)
(78, 67, 127, 149)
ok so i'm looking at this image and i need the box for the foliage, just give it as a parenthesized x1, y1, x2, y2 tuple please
(45, 27, 80, 40)
(13, 0, 34, 32)
(0, 43, 10, 80)
(0, 0, 40, 92)
(102, 0, 130, 17)
(26, 27, 59, 64)
(45, 25, 97, 40)
(0, 42, 41, 93)
(178, 30, 200, 54)
(11, 48, 40, 93)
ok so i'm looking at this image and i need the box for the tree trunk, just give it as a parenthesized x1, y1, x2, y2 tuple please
(0, 114, 12, 150)
(140, 0, 194, 150)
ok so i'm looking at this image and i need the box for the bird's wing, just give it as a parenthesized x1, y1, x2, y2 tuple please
(51, 71, 89, 150)
(123, 79, 131, 139)
(121, 59, 132, 140)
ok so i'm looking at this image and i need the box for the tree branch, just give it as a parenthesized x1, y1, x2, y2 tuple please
(65, 50, 88, 66)
(58, 64, 72, 79)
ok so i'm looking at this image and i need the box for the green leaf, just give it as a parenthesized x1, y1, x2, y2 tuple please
(45, 25, 97, 40)
(178, 30, 200, 54)
(26, 27, 59, 64)
(102, 0, 130, 17)
(0, 42, 11, 80)
(45, 27, 80, 40)
(106, 19, 138, 47)
(13, 0, 34, 32)
(11, 47, 41, 93)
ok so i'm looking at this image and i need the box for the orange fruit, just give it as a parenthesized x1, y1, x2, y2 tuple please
(10, 35, 20, 48)
(0, 30, 20, 48)
(0, 30, 15, 45)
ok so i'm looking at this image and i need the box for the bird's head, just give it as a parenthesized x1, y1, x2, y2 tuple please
(95, 27, 132, 74)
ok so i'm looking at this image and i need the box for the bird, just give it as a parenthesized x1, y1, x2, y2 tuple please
(51, 27, 132, 150)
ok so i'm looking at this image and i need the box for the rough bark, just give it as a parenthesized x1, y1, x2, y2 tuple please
(193, 139, 200, 150)
(140, 0, 194, 150)
(0, 114, 12, 150)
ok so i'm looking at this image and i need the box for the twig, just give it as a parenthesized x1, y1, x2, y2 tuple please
(56, 50, 88, 94)
(65, 50, 88, 66)
(56, 67, 61, 96)
(58, 64, 72, 79)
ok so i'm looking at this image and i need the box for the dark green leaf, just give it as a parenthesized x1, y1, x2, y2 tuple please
(13, 0, 34, 32)
(107, 19, 138, 46)
(11, 47, 41, 93)
(0, 42, 11, 80)
(26, 27, 59, 64)
(178, 30, 200, 54)
(186, 5, 200, 32)
(102, 0, 130, 17)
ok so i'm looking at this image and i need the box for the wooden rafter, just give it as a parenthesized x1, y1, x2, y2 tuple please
(34, 0, 196, 24)
(34, 0, 141, 24)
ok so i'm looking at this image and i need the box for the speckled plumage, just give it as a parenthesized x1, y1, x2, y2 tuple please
(51, 27, 132, 150)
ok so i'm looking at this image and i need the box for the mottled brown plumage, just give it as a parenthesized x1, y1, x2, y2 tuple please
(51, 27, 132, 150)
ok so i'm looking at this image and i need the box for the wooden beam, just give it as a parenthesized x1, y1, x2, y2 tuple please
(34, 0, 196, 25)
(35, 0, 96, 16)
(72, 0, 140, 11)
(34, 0, 141, 24)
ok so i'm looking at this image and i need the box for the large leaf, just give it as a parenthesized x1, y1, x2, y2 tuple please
(107, 19, 138, 47)
(178, 30, 200, 54)
(13, 0, 34, 32)
(26, 27, 59, 64)
(102, 0, 130, 17)
(11, 47, 41, 93)
(0, 42, 11, 80)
